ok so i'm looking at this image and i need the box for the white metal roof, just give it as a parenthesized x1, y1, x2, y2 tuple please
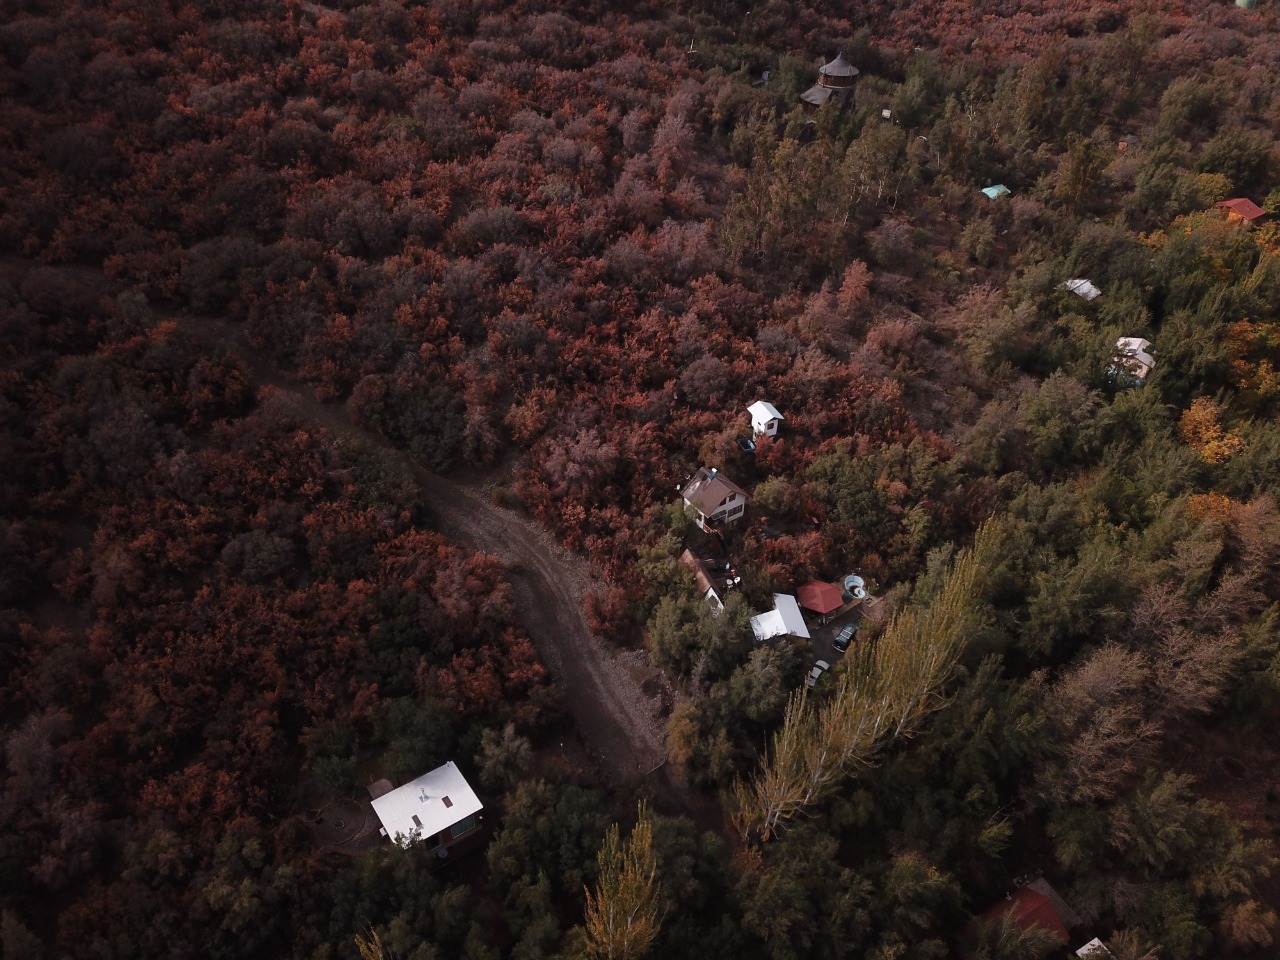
(1062, 278, 1101, 301)
(1076, 938, 1113, 959)
(1114, 337, 1155, 371)
(1115, 336, 1151, 354)
(370, 761, 483, 847)
(747, 400, 783, 424)
(750, 594, 811, 642)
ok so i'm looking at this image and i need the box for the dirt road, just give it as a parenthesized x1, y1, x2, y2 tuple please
(172, 313, 670, 786)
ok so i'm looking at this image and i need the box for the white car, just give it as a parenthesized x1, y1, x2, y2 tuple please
(806, 659, 830, 689)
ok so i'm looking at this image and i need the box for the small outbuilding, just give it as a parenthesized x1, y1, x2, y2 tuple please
(1215, 197, 1266, 226)
(747, 400, 784, 438)
(1062, 278, 1101, 301)
(750, 594, 812, 642)
(982, 184, 1011, 200)
(800, 52, 859, 109)
(370, 762, 484, 852)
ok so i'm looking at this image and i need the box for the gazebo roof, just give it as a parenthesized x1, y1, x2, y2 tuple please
(797, 581, 845, 615)
(820, 52, 860, 78)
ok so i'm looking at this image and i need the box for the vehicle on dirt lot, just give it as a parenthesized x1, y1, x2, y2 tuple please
(806, 659, 830, 689)
(833, 622, 858, 653)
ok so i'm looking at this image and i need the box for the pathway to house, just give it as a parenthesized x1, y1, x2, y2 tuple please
(183, 313, 673, 789)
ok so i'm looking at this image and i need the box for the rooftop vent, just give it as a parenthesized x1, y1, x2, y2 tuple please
(442, 795, 453, 808)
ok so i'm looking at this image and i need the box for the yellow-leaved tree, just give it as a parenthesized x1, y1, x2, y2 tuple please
(1178, 396, 1245, 463)
(733, 521, 997, 841)
(581, 802, 662, 960)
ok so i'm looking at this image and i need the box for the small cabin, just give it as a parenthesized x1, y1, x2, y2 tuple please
(800, 53, 859, 109)
(747, 400, 784, 438)
(982, 184, 1011, 200)
(1107, 336, 1155, 387)
(1215, 197, 1266, 226)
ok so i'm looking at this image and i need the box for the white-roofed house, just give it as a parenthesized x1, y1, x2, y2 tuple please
(747, 400, 784, 438)
(1107, 336, 1155, 387)
(370, 761, 484, 853)
(750, 594, 812, 642)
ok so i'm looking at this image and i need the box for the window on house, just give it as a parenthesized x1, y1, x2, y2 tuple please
(450, 814, 478, 839)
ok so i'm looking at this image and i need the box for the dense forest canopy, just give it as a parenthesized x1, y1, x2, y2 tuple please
(3, 0, 1280, 958)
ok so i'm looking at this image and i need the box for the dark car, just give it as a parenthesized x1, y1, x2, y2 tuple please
(833, 622, 858, 653)
(736, 435, 757, 454)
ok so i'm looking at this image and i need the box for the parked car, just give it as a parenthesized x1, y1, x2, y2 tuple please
(833, 622, 858, 653)
(806, 659, 830, 689)
(736, 435, 757, 454)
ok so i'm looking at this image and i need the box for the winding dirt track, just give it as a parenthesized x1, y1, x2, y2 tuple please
(173, 313, 670, 787)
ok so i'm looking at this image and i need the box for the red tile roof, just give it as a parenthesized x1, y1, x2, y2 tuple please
(1215, 198, 1266, 221)
(978, 888, 1069, 944)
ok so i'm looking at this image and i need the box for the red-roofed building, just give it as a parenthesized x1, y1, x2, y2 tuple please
(977, 887, 1070, 944)
(797, 581, 845, 617)
(1215, 198, 1266, 225)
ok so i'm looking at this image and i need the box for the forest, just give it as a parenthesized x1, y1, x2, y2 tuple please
(3, 0, 1280, 957)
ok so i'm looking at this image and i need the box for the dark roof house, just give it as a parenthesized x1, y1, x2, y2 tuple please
(680, 467, 749, 533)
(679, 546, 740, 610)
